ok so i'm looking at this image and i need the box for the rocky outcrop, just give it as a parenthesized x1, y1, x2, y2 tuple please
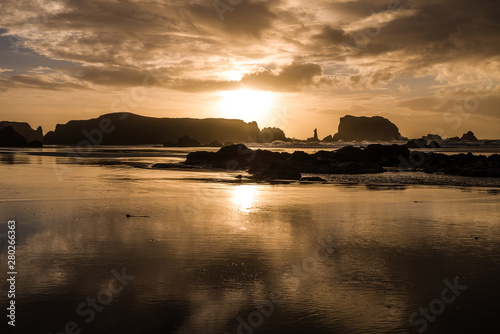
(259, 127, 287, 143)
(300, 176, 327, 182)
(0, 122, 43, 143)
(179, 144, 500, 179)
(420, 153, 500, 177)
(183, 143, 412, 180)
(322, 135, 335, 142)
(330, 115, 402, 142)
(405, 139, 441, 148)
(43, 113, 261, 145)
(0, 126, 43, 147)
(421, 134, 443, 141)
(307, 129, 319, 142)
(461, 131, 478, 141)
(164, 135, 201, 147)
(446, 131, 478, 142)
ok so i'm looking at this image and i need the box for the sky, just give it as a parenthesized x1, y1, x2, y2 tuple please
(0, 0, 499, 139)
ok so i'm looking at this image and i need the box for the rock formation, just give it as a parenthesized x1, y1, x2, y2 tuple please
(420, 152, 500, 177)
(446, 131, 478, 142)
(307, 128, 319, 142)
(0, 122, 43, 142)
(164, 135, 201, 147)
(183, 143, 413, 180)
(259, 127, 287, 143)
(0, 126, 43, 147)
(421, 134, 443, 141)
(43, 113, 261, 145)
(168, 143, 500, 180)
(322, 135, 334, 142)
(405, 139, 441, 148)
(330, 115, 402, 142)
(460, 131, 478, 141)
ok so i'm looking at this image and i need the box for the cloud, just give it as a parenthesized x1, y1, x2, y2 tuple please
(0, 0, 499, 99)
(241, 62, 323, 91)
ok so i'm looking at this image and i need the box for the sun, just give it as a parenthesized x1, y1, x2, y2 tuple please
(217, 89, 275, 124)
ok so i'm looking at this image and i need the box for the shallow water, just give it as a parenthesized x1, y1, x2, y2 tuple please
(0, 148, 499, 333)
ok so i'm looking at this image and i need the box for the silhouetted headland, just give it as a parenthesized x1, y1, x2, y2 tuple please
(0, 126, 43, 147)
(43, 113, 266, 145)
(0, 121, 43, 143)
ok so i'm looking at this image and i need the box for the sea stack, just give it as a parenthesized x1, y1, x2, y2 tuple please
(331, 115, 402, 142)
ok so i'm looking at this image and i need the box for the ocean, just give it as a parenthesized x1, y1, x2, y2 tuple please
(0, 145, 499, 333)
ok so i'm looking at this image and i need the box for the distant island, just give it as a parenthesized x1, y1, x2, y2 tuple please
(324, 115, 403, 142)
(43, 113, 268, 145)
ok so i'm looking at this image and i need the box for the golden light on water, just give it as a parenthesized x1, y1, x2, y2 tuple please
(231, 185, 258, 213)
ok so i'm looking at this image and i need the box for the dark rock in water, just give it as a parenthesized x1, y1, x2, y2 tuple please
(419, 152, 500, 177)
(322, 135, 334, 142)
(0, 122, 43, 142)
(332, 145, 364, 161)
(428, 141, 441, 148)
(185, 151, 216, 165)
(208, 140, 223, 147)
(421, 134, 443, 141)
(363, 144, 411, 166)
(461, 131, 478, 141)
(186, 144, 256, 169)
(446, 132, 478, 142)
(176, 135, 201, 147)
(259, 127, 287, 143)
(300, 176, 327, 182)
(0, 126, 28, 147)
(331, 115, 402, 142)
(181, 143, 500, 179)
(214, 144, 255, 168)
(405, 139, 427, 148)
(307, 128, 319, 142)
(405, 139, 441, 148)
(447, 136, 461, 142)
(26, 140, 43, 148)
(185, 143, 392, 179)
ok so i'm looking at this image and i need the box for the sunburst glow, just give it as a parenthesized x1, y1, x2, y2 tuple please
(218, 89, 275, 124)
(231, 185, 258, 213)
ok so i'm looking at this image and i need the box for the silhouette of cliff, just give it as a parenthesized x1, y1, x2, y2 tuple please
(0, 126, 43, 147)
(331, 115, 402, 142)
(0, 121, 43, 142)
(43, 113, 262, 145)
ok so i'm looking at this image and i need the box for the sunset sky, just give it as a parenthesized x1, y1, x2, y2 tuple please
(1, 0, 499, 139)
